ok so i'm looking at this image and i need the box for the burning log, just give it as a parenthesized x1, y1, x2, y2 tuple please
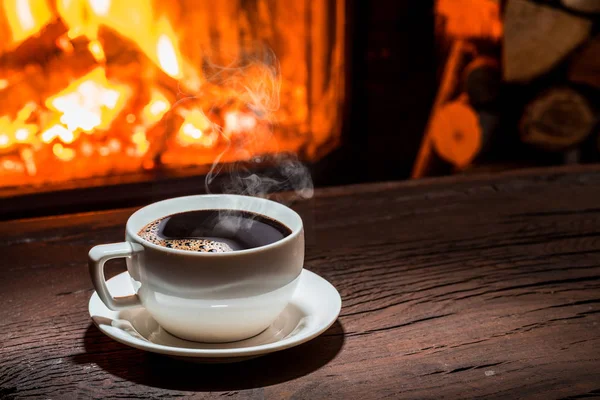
(41, 46, 98, 97)
(568, 34, 600, 90)
(99, 26, 144, 68)
(0, 67, 43, 118)
(1, 40, 98, 116)
(462, 57, 501, 107)
(503, 0, 592, 83)
(520, 87, 596, 152)
(431, 100, 482, 169)
(0, 20, 67, 68)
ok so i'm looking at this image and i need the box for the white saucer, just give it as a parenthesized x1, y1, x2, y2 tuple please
(88, 269, 341, 362)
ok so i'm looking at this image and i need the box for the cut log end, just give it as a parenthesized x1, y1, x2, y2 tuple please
(463, 57, 501, 106)
(503, 0, 592, 83)
(431, 101, 482, 168)
(520, 87, 596, 152)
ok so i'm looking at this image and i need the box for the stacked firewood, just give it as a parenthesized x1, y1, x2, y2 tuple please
(414, 0, 600, 178)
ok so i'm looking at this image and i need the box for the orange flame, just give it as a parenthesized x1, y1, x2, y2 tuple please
(224, 111, 258, 137)
(0, 103, 38, 150)
(88, 39, 106, 62)
(177, 109, 218, 147)
(2, 0, 52, 44)
(154, 18, 183, 79)
(131, 128, 150, 156)
(41, 124, 74, 144)
(56, 0, 189, 81)
(141, 89, 170, 126)
(44, 67, 129, 138)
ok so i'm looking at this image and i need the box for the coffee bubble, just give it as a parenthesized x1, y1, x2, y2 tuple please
(138, 220, 233, 253)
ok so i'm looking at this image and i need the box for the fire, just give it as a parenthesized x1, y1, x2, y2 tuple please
(224, 111, 258, 137)
(177, 109, 218, 147)
(88, 40, 106, 62)
(44, 68, 129, 135)
(155, 18, 182, 79)
(88, 0, 110, 16)
(0, 103, 38, 150)
(3, 0, 52, 44)
(41, 124, 74, 144)
(141, 89, 170, 126)
(130, 128, 149, 156)
(57, 0, 100, 40)
(56, 0, 187, 80)
(52, 143, 76, 161)
(0, 0, 344, 188)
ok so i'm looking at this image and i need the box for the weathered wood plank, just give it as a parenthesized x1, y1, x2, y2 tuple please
(1, 165, 600, 399)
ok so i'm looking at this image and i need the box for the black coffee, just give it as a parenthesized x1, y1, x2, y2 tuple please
(138, 209, 292, 253)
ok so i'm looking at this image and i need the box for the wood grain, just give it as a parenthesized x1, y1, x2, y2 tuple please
(2, 165, 600, 399)
(503, 0, 592, 83)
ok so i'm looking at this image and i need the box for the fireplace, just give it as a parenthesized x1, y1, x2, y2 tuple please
(0, 1, 345, 197)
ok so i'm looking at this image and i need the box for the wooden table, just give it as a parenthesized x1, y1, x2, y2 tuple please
(2, 166, 600, 399)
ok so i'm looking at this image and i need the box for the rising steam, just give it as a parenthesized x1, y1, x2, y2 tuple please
(185, 45, 313, 204)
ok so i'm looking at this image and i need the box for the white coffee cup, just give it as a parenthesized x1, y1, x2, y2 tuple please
(88, 194, 304, 343)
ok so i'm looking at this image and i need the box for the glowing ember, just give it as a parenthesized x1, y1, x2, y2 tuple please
(81, 141, 93, 156)
(15, 129, 29, 141)
(141, 89, 170, 126)
(41, 124, 74, 144)
(0, 104, 38, 150)
(131, 128, 150, 156)
(182, 123, 202, 139)
(45, 68, 130, 133)
(88, 40, 106, 62)
(177, 109, 218, 147)
(20, 148, 36, 175)
(52, 143, 76, 161)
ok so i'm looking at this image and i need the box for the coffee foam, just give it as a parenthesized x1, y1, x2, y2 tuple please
(137, 220, 233, 253)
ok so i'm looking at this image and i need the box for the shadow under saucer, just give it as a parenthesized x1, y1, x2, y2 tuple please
(73, 320, 345, 391)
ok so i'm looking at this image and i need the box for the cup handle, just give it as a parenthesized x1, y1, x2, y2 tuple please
(88, 242, 142, 311)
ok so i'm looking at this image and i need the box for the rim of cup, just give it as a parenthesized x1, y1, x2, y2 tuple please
(126, 194, 304, 257)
